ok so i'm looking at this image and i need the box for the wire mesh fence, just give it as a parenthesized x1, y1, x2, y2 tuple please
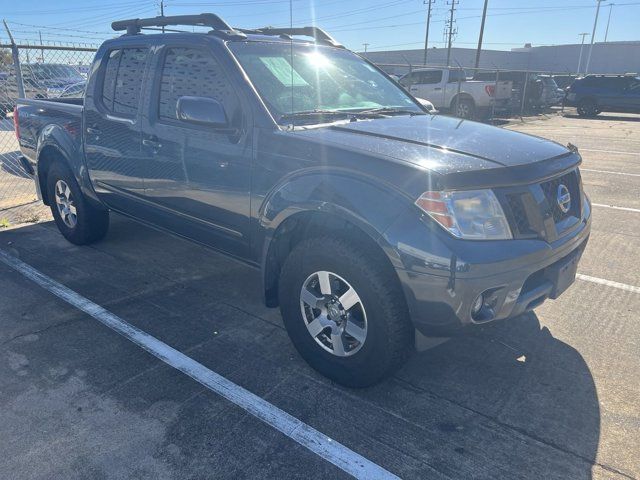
(0, 43, 96, 224)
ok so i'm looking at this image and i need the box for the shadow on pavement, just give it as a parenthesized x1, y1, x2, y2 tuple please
(563, 113, 640, 122)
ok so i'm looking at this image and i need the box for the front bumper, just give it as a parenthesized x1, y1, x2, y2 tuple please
(383, 196, 591, 336)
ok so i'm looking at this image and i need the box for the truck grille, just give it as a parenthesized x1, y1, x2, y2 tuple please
(498, 169, 582, 241)
(540, 171, 580, 223)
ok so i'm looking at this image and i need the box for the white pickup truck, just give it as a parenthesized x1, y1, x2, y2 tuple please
(399, 68, 512, 120)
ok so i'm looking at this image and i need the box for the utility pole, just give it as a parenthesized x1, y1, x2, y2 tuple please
(362, 43, 369, 53)
(604, 3, 614, 42)
(577, 32, 589, 74)
(474, 0, 489, 69)
(160, 0, 165, 32)
(445, 0, 458, 67)
(585, 0, 603, 74)
(422, 0, 434, 66)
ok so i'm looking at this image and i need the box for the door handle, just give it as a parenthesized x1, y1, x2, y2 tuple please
(86, 127, 101, 135)
(142, 138, 162, 149)
(434, 87, 442, 91)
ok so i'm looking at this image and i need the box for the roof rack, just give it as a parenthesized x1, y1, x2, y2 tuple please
(241, 26, 344, 48)
(111, 13, 246, 39)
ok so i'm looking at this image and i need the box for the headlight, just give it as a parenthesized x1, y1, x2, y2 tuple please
(415, 189, 512, 240)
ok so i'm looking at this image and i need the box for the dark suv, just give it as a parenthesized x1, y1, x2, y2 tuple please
(15, 14, 591, 387)
(565, 74, 640, 117)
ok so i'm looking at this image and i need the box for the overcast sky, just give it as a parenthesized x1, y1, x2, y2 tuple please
(1, 0, 639, 52)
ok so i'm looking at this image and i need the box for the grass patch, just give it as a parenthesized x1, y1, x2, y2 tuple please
(0, 218, 10, 228)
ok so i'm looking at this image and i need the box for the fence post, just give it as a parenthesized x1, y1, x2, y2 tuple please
(3, 20, 25, 99)
(520, 70, 529, 119)
(491, 69, 499, 121)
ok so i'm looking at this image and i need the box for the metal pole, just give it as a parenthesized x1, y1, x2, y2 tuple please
(520, 71, 529, 118)
(160, 0, 165, 33)
(423, 0, 434, 66)
(3, 20, 25, 99)
(445, 0, 457, 67)
(474, 0, 489, 69)
(585, 0, 603, 74)
(604, 3, 613, 42)
(362, 43, 369, 53)
(39, 31, 44, 62)
(577, 33, 589, 74)
(491, 69, 499, 120)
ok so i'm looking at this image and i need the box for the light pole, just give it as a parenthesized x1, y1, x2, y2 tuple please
(577, 32, 590, 74)
(362, 43, 369, 53)
(585, 0, 603, 74)
(604, 3, 614, 42)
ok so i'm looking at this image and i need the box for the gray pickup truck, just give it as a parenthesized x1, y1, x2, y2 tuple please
(14, 14, 591, 387)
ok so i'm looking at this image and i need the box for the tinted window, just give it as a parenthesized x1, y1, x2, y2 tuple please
(158, 47, 239, 123)
(416, 70, 443, 84)
(447, 69, 466, 83)
(101, 48, 147, 115)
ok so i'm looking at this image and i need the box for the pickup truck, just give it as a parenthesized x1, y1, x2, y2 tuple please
(399, 67, 512, 119)
(14, 14, 591, 387)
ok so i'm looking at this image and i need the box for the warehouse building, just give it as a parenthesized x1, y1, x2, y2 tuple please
(362, 40, 640, 75)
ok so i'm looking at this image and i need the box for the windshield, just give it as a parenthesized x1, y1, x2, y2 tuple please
(26, 64, 84, 81)
(228, 42, 422, 124)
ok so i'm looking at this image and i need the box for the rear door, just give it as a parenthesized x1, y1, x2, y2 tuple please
(598, 77, 627, 109)
(138, 43, 252, 257)
(84, 46, 149, 212)
(407, 70, 445, 107)
(621, 77, 640, 112)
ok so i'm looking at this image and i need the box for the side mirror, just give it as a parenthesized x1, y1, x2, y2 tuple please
(176, 96, 228, 128)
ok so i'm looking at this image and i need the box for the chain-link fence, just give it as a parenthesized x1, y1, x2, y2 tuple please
(0, 42, 96, 224)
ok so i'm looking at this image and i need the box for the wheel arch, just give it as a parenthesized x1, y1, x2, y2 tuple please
(450, 92, 475, 111)
(258, 172, 412, 308)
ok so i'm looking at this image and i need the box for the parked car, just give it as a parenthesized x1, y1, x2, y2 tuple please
(539, 75, 563, 107)
(552, 74, 578, 90)
(1, 63, 84, 114)
(58, 81, 86, 98)
(564, 74, 640, 117)
(399, 68, 512, 119)
(472, 71, 544, 113)
(15, 14, 591, 387)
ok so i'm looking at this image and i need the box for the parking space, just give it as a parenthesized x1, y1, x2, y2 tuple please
(1, 112, 639, 479)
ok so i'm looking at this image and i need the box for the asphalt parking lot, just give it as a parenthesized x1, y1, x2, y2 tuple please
(1, 112, 638, 479)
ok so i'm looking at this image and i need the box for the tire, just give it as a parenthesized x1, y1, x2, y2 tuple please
(577, 98, 599, 117)
(452, 97, 476, 120)
(278, 236, 414, 387)
(47, 162, 109, 245)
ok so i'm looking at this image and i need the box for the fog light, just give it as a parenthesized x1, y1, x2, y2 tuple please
(472, 294, 484, 317)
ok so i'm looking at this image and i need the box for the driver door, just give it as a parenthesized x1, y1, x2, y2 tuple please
(138, 45, 252, 257)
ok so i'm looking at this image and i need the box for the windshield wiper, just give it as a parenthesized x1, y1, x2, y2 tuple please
(278, 109, 353, 124)
(355, 107, 425, 116)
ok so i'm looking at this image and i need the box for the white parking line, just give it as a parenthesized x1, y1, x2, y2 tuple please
(577, 274, 640, 294)
(0, 250, 399, 480)
(581, 168, 640, 177)
(592, 203, 640, 213)
(581, 148, 640, 156)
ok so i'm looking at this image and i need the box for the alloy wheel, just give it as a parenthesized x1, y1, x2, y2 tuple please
(54, 179, 77, 228)
(299, 271, 368, 357)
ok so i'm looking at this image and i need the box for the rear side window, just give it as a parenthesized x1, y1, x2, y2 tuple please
(158, 47, 239, 123)
(100, 48, 147, 115)
(416, 70, 443, 84)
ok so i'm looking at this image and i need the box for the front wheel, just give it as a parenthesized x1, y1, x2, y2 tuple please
(47, 162, 109, 245)
(577, 99, 599, 117)
(278, 236, 414, 387)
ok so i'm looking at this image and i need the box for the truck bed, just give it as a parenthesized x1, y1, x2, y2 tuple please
(15, 97, 84, 177)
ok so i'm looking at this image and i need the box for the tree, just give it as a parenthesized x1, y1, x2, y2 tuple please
(0, 48, 13, 68)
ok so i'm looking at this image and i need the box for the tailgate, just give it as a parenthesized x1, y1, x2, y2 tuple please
(494, 81, 513, 100)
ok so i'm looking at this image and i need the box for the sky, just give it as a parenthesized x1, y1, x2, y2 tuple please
(0, 0, 639, 53)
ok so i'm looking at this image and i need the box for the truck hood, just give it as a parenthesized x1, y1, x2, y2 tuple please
(293, 114, 572, 178)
